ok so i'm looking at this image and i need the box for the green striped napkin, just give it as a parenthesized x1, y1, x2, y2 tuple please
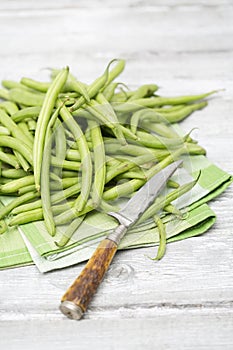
(0, 154, 231, 272)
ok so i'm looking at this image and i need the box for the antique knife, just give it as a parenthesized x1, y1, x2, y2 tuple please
(60, 160, 182, 320)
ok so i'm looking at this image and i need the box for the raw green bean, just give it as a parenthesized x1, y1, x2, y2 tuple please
(0, 191, 39, 219)
(154, 105, 185, 113)
(13, 150, 31, 172)
(137, 175, 199, 225)
(27, 119, 37, 132)
(0, 136, 33, 165)
(33, 67, 69, 190)
(128, 84, 159, 101)
(41, 126, 55, 236)
(55, 215, 86, 247)
(0, 126, 10, 135)
(0, 101, 19, 115)
(0, 88, 10, 100)
(167, 180, 180, 189)
(0, 220, 7, 234)
(135, 130, 183, 149)
(18, 121, 34, 143)
(9, 208, 43, 226)
(150, 215, 166, 261)
(0, 151, 20, 168)
(20, 77, 51, 92)
(2, 80, 33, 91)
(18, 184, 36, 195)
(89, 120, 106, 208)
(11, 106, 41, 122)
(163, 203, 183, 218)
(163, 101, 208, 123)
(130, 109, 168, 134)
(9, 88, 45, 106)
(1, 169, 27, 179)
(58, 101, 92, 212)
(53, 120, 67, 177)
(65, 149, 81, 162)
(113, 90, 216, 113)
(70, 59, 125, 112)
(140, 120, 179, 139)
(0, 175, 34, 194)
(0, 109, 33, 147)
(102, 82, 119, 101)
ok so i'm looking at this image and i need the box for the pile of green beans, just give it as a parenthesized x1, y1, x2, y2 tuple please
(0, 59, 214, 252)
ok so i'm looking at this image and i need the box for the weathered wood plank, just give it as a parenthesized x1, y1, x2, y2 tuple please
(1, 312, 233, 350)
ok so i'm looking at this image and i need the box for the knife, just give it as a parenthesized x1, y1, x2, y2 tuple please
(59, 160, 182, 320)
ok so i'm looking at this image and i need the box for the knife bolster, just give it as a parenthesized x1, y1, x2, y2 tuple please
(107, 224, 128, 245)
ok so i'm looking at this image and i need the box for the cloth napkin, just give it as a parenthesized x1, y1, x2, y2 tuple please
(0, 154, 232, 272)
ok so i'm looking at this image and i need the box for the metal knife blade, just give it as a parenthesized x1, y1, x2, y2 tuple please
(107, 159, 183, 244)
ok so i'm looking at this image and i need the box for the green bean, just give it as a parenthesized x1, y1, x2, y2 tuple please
(58, 101, 92, 212)
(135, 130, 183, 149)
(64, 72, 90, 103)
(116, 169, 146, 180)
(62, 170, 80, 177)
(20, 77, 51, 92)
(0, 136, 33, 165)
(137, 175, 199, 225)
(163, 204, 183, 218)
(70, 59, 125, 112)
(86, 102, 115, 129)
(65, 149, 81, 162)
(112, 90, 216, 113)
(0, 126, 10, 135)
(55, 215, 86, 247)
(0, 101, 19, 115)
(140, 121, 179, 139)
(103, 148, 184, 201)
(130, 109, 168, 134)
(0, 151, 20, 168)
(102, 82, 119, 101)
(95, 93, 127, 144)
(0, 109, 33, 147)
(2, 80, 33, 91)
(9, 208, 43, 226)
(53, 120, 67, 177)
(33, 67, 69, 191)
(0, 220, 7, 234)
(41, 127, 55, 236)
(0, 191, 39, 219)
(163, 101, 208, 123)
(154, 105, 185, 113)
(105, 59, 125, 86)
(13, 150, 31, 172)
(9, 88, 45, 106)
(27, 119, 37, 132)
(128, 84, 159, 101)
(0, 175, 34, 194)
(0, 88, 10, 100)
(89, 120, 106, 208)
(18, 184, 36, 195)
(150, 215, 166, 261)
(11, 106, 41, 122)
(18, 121, 34, 143)
(167, 179, 180, 189)
(1, 168, 28, 179)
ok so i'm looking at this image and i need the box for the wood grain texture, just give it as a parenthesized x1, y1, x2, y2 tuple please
(0, 0, 232, 348)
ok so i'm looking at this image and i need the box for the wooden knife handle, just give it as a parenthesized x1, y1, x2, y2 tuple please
(60, 238, 118, 320)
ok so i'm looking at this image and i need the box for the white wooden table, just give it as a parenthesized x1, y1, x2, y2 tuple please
(0, 1, 233, 349)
